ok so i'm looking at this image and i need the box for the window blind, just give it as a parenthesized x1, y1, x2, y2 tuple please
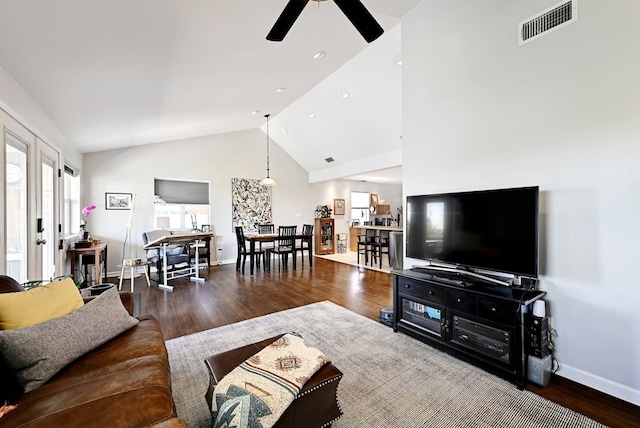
(154, 179, 209, 204)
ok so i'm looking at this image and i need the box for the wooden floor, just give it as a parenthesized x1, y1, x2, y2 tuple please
(118, 256, 640, 428)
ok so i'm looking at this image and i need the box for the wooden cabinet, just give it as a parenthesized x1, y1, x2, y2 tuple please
(314, 218, 334, 255)
(349, 227, 363, 252)
(393, 270, 546, 387)
(373, 204, 390, 215)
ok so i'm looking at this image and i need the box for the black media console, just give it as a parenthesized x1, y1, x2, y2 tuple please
(392, 269, 546, 387)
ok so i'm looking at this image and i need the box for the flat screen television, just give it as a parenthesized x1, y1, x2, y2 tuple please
(406, 186, 539, 282)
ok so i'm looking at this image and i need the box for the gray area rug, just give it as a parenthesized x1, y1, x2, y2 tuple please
(166, 301, 603, 427)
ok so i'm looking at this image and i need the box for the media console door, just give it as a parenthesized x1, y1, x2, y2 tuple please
(392, 271, 545, 387)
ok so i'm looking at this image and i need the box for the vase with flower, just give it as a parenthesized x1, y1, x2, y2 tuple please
(79, 204, 96, 241)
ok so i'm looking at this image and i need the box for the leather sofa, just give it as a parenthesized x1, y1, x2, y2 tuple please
(0, 275, 186, 427)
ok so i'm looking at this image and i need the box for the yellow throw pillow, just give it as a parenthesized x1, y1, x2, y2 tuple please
(0, 278, 84, 330)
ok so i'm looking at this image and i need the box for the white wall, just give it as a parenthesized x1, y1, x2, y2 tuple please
(402, 0, 640, 404)
(83, 129, 313, 270)
(0, 65, 81, 167)
(83, 130, 399, 272)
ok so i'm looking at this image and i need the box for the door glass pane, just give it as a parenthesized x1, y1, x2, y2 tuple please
(41, 156, 55, 279)
(6, 136, 28, 283)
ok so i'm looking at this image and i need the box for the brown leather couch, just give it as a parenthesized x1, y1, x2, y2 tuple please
(0, 275, 186, 427)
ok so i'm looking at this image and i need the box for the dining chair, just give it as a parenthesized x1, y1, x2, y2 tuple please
(235, 226, 265, 274)
(370, 229, 390, 268)
(296, 223, 314, 267)
(357, 228, 377, 266)
(258, 223, 275, 253)
(270, 225, 297, 270)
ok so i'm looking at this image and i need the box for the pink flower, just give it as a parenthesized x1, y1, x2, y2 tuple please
(81, 204, 96, 217)
(80, 204, 96, 230)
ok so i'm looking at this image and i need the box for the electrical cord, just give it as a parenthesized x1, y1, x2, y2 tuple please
(547, 322, 560, 373)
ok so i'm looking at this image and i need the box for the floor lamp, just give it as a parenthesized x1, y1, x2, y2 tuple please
(122, 194, 166, 277)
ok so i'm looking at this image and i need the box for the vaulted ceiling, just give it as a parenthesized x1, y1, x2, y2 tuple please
(0, 0, 421, 183)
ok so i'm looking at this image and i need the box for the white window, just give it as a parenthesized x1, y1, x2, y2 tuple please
(153, 178, 210, 231)
(154, 204, 210, 231)
(63, 165, 80, 236)
(351, 191, 370, 223)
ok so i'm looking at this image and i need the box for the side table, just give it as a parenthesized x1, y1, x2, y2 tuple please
(117, 261, 152, 293)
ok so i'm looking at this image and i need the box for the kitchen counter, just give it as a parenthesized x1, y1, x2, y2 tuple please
(349, 225, 403, 251)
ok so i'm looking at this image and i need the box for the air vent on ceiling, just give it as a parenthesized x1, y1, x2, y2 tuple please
(519, 0, 577, 46)
(325, 157, 335, 163)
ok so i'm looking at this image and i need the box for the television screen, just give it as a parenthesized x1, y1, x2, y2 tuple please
(406, 186, 539, 278)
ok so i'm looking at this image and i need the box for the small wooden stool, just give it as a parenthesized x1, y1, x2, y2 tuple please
(205, 335, 343, 428)
(117, 261, 151, 292)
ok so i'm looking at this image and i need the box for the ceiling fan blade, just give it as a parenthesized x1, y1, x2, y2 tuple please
(334, 0, 384, 43)
(267, 0, 310, 41)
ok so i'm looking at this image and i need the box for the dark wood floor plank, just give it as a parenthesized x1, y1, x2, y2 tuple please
(116, 256, 639, 428)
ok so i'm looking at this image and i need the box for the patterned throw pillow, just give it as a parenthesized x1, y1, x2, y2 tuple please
(0, 287, 139, 392)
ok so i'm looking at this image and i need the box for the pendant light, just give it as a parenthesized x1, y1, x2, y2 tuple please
(260, 114, 277, 186)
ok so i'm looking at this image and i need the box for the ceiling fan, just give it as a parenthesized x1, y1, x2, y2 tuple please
(267, 0, 384, 43)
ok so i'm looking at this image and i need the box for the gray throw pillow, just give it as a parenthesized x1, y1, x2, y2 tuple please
(0, 286, 139, 392)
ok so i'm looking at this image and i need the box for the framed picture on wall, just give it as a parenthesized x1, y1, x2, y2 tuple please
(334, 198, 345, 216)
(105, 192, 132, 210)
(370, 193, 379, 206)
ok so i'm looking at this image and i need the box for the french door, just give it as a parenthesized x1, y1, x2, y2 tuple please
(2, 110, 61, 282)
(36, 140, 60, 280)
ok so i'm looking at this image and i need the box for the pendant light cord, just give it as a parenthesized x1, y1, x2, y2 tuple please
(265, 114, 271, 178)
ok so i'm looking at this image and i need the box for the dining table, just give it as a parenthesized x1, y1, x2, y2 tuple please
(244, 232, 313, 275)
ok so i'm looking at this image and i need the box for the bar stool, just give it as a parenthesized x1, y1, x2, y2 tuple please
(357, 229, 377, 265)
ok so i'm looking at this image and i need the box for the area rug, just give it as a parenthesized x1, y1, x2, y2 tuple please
(166, 301, 603, 428)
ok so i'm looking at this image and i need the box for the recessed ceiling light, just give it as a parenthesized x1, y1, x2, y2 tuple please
(307, 111, 315, 118)
(340, 89, 350, 99)
(251, 110, 261, 115)
(281, 127, 288, 134)
(276, 87, 287, 94)
(394, 55, 403, 66)
(313, 50, 327, 59)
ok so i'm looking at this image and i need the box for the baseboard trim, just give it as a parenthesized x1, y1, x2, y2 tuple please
(558, 364, 640, 406)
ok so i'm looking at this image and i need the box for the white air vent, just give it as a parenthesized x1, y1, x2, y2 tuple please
(519, 0, 578, 46)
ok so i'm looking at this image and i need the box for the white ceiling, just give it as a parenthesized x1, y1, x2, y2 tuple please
(0, 0, 421, 183)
